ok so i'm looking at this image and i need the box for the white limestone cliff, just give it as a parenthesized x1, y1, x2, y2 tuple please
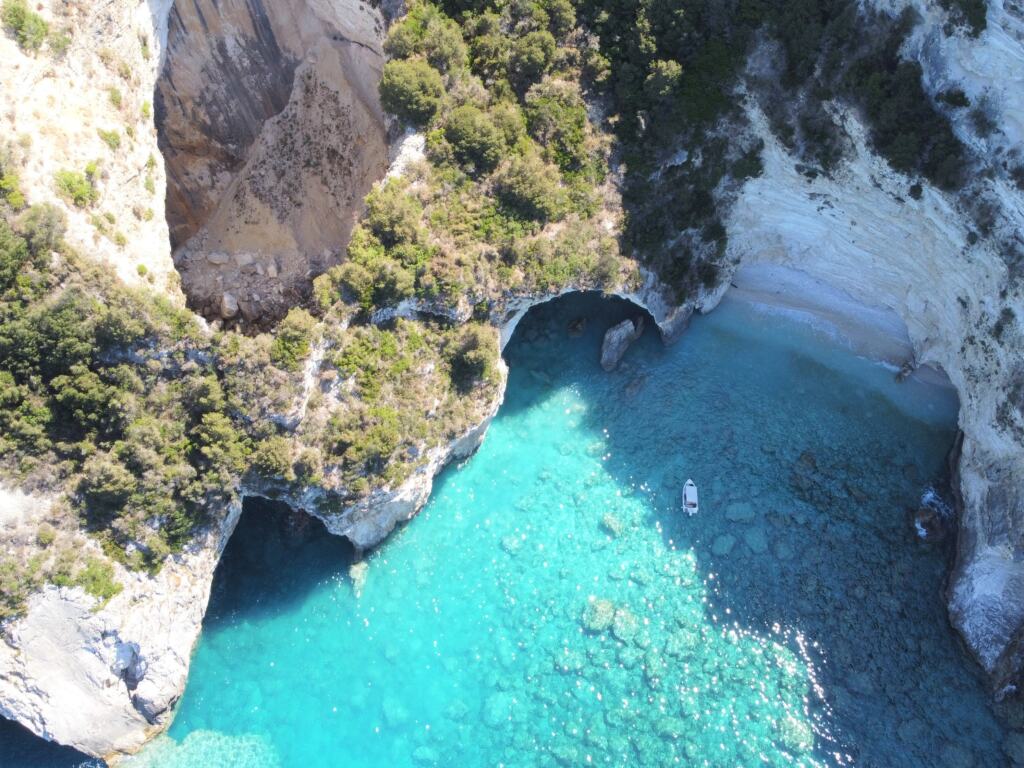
(0, 0, 177, 294)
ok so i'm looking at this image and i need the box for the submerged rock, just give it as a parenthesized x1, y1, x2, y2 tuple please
(744, 526, 769, 554)
(600, 317, 645, 371)
(601, 513, 625, 537)
(725, 501, 755, 522)
(582, 598, 616, 632)
(349, 561, 369, 598)
(612, 607, 639, 642)
(711, 534, 736, 557)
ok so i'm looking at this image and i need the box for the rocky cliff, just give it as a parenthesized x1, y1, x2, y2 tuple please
(157, 0, 389, 325)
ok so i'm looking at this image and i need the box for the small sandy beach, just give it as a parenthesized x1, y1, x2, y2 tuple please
(722, 263, 953, 388)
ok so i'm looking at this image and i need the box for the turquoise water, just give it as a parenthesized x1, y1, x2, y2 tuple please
(3, 293, 1002, 766)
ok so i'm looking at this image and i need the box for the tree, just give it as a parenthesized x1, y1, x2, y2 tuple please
(19, 203, 65, 255)
(524, 80, 588, 170)
(1, 0, 48, 51)
(365, 180, 423, 247)
(444, 105, 506, 176)
(379, 59, 445, 127)
(495, 151, 567, 222)
(449, 324, 497, 392)
(509, 30, 556, 91)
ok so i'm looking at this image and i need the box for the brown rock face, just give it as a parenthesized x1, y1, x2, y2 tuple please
(155, 0, 389, 326)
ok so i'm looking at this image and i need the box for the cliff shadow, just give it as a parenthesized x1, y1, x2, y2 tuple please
(0, 716, 103, 768)
(200, 496, 357, 632)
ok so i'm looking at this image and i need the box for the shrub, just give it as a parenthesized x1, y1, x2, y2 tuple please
(97, 129, 121, 151)
(509, 30, 556, 91)
(495, 152, 566, 222)
(545, 0, 576, 39)
(74, 557, 122, 605)
(48, 27, 70, 57)
(444, 105, 506, 175)
(449, 325, 498, 392)
(20, 202, 66, 254)
(365, 181, 423, 247)
(938, 88, 970, 108)
(0, 172, 24, 209)
(36, 523, 56, 547)
(251, 435, 295, 480)
(108, 87, 122, 109)
(1, 0, 48, 52)
(55, 167, 98, 207)
(270, 307, 317, 371)
(386, 2, 467, 73)
(524, 80, 588, 170)
(379, 59, 445, 127)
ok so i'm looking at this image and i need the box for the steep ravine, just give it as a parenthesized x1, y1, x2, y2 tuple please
(156, 0, 390, 326)
(1, 0, 1024, 763)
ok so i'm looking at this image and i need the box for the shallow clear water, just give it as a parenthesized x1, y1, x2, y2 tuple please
(3, 294, 1002, 767)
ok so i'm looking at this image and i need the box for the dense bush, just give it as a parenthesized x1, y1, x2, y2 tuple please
(270, 307, 317, 371)
(495, 151, 567, 222)
(448, 325, 498, 392)
(380, 59, 445, 126)
(54, 165, 99, 208)
(1, 0, 48, 51)
(444, 105, 506, 175)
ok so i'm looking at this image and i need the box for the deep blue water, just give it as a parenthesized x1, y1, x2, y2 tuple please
(2, 293, 1002, 767)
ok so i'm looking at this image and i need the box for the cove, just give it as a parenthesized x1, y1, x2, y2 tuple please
(3, 292, 1003, 767)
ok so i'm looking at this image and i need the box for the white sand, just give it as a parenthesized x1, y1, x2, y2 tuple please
(722, 263, 953, 387)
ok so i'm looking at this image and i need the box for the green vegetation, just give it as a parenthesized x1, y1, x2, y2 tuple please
(338, 0, 627, 319)
(0, 189, 254, 595)
(54, 164, 99, 207)
(324, 318, 500, 486)
(380, 59, 445, 126)
(270, 307, 317, 371)
(108, 87, 123, 109)
(97, 129, 121, 152)
(939, 0, 987, 36)
(1, 0, 48, 52)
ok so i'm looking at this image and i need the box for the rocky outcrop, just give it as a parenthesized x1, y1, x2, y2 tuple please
(0, 492, 242, 760)
(156, 0, 389, 325)
(272, 378, 506, 551)
(600, 317, 645, 371)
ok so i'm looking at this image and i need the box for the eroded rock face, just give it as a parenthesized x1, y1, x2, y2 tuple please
(0, 491, 242, 760)
(156, 0, 389, 325)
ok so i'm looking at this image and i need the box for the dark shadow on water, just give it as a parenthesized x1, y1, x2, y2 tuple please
(0, 497, 354, 768)
(202, 496, 357, 632)
(0, 716, 103, 768)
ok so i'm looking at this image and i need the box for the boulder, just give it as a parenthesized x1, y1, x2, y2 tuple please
(600, 317, 645, 371)
(219, 292, 239, 319)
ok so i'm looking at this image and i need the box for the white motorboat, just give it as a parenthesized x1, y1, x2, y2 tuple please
(683, 479, 699, 516)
